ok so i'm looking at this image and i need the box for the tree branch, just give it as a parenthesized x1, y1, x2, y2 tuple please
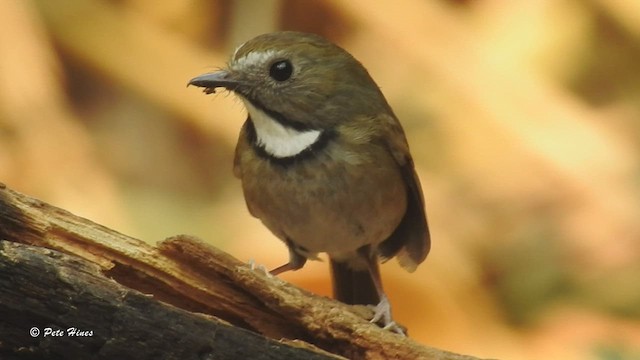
(0, 183, 482, 360)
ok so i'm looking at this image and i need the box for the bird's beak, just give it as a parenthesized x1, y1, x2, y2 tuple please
(188, 70, 240, 94)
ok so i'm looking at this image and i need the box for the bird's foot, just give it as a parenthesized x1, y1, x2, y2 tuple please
(248, 259, 273, 278)
(369, 296, 406, 336)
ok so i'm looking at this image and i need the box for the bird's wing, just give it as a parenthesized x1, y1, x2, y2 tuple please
(378, 114, 430, 272)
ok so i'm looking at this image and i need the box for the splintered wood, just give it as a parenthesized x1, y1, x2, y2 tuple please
(0, 184, 481, 360)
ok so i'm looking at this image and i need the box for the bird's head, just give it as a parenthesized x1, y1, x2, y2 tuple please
(189, 31, 388, 131)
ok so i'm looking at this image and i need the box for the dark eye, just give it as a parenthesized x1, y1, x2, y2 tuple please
(269, 60, 293, 81)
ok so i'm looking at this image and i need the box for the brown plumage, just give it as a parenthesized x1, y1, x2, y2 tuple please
(189, 31, 430, 333)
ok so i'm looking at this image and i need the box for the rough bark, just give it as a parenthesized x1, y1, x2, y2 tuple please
(0, 183, 482, 360)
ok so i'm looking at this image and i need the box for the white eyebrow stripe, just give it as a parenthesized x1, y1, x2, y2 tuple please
(232, 49, 278, 69)
(231, 42, 244, 60)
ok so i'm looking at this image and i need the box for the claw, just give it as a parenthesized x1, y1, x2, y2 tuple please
(382, 321, 405, 335)
(369, 296, 406, 336)
(369, 296, 391, 324)
(248, 259, 272, 278)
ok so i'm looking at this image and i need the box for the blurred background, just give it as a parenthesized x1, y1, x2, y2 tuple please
(1, 0, 639, 358)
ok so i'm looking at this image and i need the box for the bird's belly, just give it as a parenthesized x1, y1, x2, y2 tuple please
(240, 156, 407, 258)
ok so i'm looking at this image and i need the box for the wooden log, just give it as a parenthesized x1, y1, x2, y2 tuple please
(0, 241, 340, 360)
(0, 183, 482, 360)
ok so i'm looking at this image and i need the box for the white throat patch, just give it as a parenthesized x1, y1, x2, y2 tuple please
(242, 100, 322, 158)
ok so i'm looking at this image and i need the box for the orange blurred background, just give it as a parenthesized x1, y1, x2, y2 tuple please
(1, 0, 640, 359)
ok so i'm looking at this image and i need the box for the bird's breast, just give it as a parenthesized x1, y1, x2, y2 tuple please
(236, 129, 407, 258)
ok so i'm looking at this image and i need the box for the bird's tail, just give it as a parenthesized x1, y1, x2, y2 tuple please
(330, 259, 380, 305)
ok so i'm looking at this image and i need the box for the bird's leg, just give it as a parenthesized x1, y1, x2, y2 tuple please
(358, 246, 406, 335)
(270, 239, 307, 275)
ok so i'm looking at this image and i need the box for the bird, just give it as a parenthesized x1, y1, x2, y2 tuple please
(189, 31, 430, 334)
